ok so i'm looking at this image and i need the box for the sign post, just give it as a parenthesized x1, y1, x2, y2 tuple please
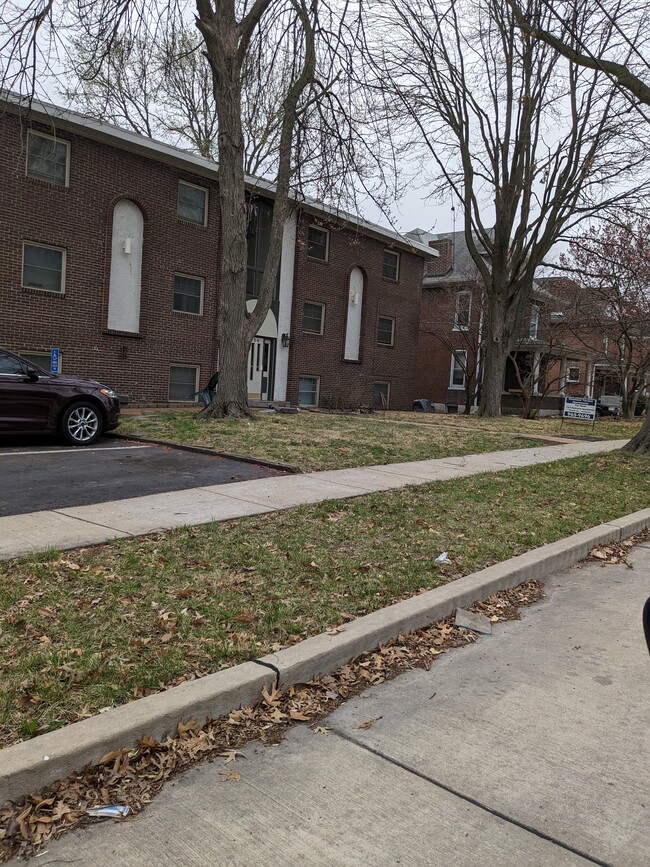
(561, 396, 597, 431)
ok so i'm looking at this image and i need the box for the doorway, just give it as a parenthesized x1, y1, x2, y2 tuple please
(247, 337, 276, 401)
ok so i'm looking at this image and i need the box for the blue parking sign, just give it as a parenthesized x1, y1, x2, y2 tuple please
(50, 348, 60, 373)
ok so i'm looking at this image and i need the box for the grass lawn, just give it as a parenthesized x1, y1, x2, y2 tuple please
(1, 450, 648, 748)
(118, 408, 640, 471)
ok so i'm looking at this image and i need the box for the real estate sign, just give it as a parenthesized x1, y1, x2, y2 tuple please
(563, 396, 597, 421)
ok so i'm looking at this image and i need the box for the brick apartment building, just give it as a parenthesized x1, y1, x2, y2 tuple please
(0, 94, 433, 410)
(407, 229, 607, 415)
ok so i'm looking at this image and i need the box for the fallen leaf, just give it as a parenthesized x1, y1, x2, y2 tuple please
(313, 725, 330, 734)
(219, 769, 241, 782)
(326, 626, 345, 635)
(218, 749, 245, 765)
(358, 717, 382, 730)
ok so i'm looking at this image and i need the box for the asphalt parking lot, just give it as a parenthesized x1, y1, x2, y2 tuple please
(0, 437, 286, 517)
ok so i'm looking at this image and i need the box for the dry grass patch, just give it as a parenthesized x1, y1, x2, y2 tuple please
(1, 451, 648, 749)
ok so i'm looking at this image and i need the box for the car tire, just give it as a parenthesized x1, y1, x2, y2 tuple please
(60, 401, 103, 446)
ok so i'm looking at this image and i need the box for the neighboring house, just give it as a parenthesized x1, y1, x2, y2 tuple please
(0, 94, 433, 411)
(408, 230, 603, 415)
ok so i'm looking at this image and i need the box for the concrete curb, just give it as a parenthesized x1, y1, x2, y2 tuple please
(2, 506, 650, 805)
(108, 432, 301, 474)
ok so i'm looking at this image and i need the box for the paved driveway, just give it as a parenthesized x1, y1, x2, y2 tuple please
(0, 437, 285, 517)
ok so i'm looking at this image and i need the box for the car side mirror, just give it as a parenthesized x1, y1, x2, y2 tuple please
(25, 368, 39, 382)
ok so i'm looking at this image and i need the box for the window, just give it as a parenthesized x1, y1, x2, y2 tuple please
(454, 291, 472, 331)
(19, 351, 55, 372)
(377, 316, 395, 347)
(382, 250, 400, 281)
(307, 226, 329, 261)
(177, 182, 208, 225)
(247, 199, 276, 298)
(26, 131, 69, 186)
(530, 305, 540, 340)
(567, 366, 581, 383)
(169, 365, 199, 401)
(373, 382, 390, 409)
(22, 243, 65, 293)
(303, 302, 325, 335)
(0, 351, 27, 375)
(450, 350, 467, 389)
(173, 274, 204, 315)
(298, 376, 319, 406)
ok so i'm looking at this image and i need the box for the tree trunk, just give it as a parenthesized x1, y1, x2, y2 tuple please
(622, 411, 650, 455)
(199, 18, 252, 419)
(478, 294, 508, 417)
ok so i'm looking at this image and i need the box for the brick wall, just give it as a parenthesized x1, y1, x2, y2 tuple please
(1, 112, 221, 403)
(287, 214, 423, 411)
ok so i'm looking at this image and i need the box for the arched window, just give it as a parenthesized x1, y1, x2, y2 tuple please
(344, 267, 364, 361)
(107, 200, 144, 333)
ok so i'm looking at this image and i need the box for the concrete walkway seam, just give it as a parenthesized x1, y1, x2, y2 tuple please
(2, 504, 649, 806)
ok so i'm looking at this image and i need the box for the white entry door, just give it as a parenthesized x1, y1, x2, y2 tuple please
(247, 337, 274, 400)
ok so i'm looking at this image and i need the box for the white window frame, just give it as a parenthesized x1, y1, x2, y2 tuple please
(382, 250, 400, 281)
(19, 350, 60, 373)
(172, 273, 204, 316)
(377, 316, 395, 347)
(22, 242, 66, 294)
(307, 225, 330, 262)
(529, 305, 540, 340)
(26, 130, 70, 187)
(298, 375, 320, 407)
(303, 301, 325, 335)
(373, 381, 391, 409)
(453, 291, 472, 331)
(449, 350, 467, 389)
(177, 181, 208, 226)
(567, 365, 581, 384)
(168, 364, 200, 402)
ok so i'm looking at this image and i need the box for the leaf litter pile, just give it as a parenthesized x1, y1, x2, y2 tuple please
(0, 580, 544, 862)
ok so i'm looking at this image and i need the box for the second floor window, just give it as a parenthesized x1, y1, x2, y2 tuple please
(178, 182, 208, 225)
(377, 316, 395, 346)
(454, 291, 472, 331)
(383, 250, 400, 280)
(307, 226, 329, 261)
(27, 131, 69, 186)
(303, 302, 325, 334)
(173, 274, 204, 315)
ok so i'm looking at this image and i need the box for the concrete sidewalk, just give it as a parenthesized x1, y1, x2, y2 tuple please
(29, 528, 650, 865)
(0, 439, 626, 560)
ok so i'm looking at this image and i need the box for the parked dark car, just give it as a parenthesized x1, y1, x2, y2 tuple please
(0, 348, 120, 445)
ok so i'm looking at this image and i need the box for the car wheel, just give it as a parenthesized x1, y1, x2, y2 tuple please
(60, 402, 103, 446)
(596, 406, 604, 417)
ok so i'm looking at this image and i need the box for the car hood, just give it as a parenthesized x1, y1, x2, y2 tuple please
(49, 373, 107, 390)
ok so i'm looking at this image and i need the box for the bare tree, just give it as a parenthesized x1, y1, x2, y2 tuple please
(507, 0, 650, 108)
(368, 0, 649, 416)
(562, 219, 650, 419)
(2, 0, 378, 417)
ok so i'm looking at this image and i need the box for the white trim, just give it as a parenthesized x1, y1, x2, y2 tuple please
(453, 290, 472, 332)
(274, 214, 297, 402)
(449, 350, 467, 389)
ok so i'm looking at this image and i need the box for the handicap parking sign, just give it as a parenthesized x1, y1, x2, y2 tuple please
(50, 348, 60, 373)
